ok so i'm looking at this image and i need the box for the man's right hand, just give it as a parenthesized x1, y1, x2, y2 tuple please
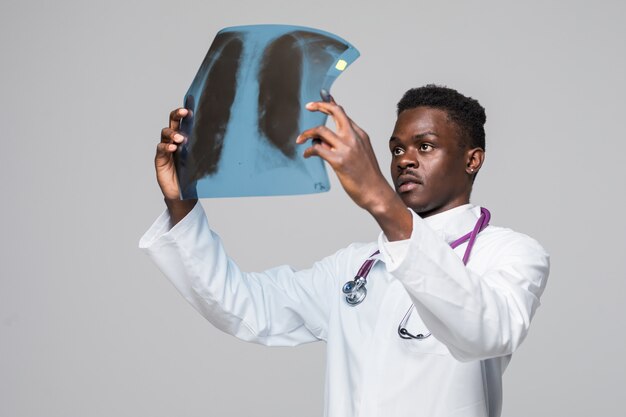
(156, 108, 189, 199)
(156, 108, 197, 227)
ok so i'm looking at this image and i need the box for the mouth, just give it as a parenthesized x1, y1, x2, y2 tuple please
(396, 174, 423, 193)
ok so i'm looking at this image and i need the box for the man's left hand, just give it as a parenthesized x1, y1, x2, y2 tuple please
(296, 97, 394, 212)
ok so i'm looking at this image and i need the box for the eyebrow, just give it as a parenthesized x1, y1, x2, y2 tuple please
(389, 131, 439, 143)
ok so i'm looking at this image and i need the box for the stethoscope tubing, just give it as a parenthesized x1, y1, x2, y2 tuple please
(342, 208, 491, 306)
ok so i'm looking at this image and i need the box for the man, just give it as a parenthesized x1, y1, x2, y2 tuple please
(140, 85, 550, 417)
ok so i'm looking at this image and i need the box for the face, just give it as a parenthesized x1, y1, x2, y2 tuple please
(389, 106, 482, 217)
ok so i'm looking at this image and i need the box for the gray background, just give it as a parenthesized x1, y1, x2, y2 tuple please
(1, 0, 624, 416)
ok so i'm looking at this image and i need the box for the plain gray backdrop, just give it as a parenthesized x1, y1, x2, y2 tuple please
(2, 0, 625, 416)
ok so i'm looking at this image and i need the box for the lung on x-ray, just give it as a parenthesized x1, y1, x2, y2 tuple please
(175, 25, 360, 199)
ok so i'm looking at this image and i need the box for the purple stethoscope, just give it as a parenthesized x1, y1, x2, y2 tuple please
(342, 208, 491, 338)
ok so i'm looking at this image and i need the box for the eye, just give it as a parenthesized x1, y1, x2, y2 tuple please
(392, 146, 405, 156)
(419, 143, 434, 152)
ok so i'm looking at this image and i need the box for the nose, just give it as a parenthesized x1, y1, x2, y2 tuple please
(396, 151, 418, 171)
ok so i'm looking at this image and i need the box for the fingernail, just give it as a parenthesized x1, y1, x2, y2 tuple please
(174, 134, 184, 141)
(305, 102, 314, 108)
(320, 89, 331, 102)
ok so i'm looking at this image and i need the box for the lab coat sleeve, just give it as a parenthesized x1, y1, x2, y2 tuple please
(139, 202, 338, 346)
(377, 209, 550, 362)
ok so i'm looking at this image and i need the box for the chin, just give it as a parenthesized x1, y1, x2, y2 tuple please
(399, 193, 432, 215)
(402, 197, 448, 218)
(409, 205, 434, 216)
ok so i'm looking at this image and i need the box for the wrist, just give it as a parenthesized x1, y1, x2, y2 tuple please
(365, 183, 400, 216)
(164, 198, 198, 228)
(158, 181, 181, 201)
(366, 187, 413, 241)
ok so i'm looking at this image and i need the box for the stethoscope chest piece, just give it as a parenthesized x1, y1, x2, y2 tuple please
(343, 276, 367, 305)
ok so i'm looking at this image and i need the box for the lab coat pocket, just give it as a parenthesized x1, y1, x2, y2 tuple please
(398, 305, 449, 356)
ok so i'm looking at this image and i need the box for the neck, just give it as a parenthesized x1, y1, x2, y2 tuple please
(415, 196, 471, 218)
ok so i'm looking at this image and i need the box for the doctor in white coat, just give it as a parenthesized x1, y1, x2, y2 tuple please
(140, 85, 550, 417)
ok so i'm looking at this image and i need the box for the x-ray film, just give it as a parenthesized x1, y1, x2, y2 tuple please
(175, 25, 360, 199)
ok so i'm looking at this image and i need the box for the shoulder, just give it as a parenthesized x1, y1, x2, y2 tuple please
(311, 240, 378, 275)
(324, 240, 379, 263)
(474, 225, 550, 280)
(479, 225, 548, 257)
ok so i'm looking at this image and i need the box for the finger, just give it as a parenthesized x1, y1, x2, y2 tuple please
(305, 100, 350, 132)
(169, 108, 189, 131)
(320, 88, 332, 103)
(156, 142, 177, 159)
(303, 141, 338, 163)
(161, 127, 186, 144)
(297, 126, 342, 149)
(296, 126, 342, 148)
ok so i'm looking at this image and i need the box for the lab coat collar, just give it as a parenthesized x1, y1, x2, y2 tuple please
(371, 204, 483, 263)
(418, 204, 483, 245)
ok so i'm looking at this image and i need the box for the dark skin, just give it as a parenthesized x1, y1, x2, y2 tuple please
(156, 100, 485, 239)
(156, 108, 197, 227)
(388, 107, 485, 218)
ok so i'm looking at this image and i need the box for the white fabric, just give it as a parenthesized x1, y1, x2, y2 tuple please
(139, 202, 549, 417)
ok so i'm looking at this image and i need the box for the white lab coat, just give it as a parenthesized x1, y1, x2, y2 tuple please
(139, 202, 549, 417)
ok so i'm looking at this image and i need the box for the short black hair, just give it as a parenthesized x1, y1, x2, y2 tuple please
(397, 84, 486, 150)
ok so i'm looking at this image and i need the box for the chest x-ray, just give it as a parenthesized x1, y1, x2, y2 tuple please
(175, 24, 360, 199)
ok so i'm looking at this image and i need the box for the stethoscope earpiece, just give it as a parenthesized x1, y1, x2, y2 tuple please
(341, 208, 492, 339)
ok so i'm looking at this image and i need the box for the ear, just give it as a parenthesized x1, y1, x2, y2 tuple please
(465, 147, 485, 175)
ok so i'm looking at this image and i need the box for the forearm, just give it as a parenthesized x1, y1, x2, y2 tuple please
(408, 269, 536, 361)
(366, 186, 413, 242)
(139, 204, 333, 345)
(378, 209, 550, 361)
(164, 197, 197, 228)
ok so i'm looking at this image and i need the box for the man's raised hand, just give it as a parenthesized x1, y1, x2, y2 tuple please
(156, 108, 189, 200)
(296, 98, 394, 213)
(155, 108, 197, 227)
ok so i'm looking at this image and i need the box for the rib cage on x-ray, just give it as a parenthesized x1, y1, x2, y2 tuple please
(176, 25, 359, 199)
